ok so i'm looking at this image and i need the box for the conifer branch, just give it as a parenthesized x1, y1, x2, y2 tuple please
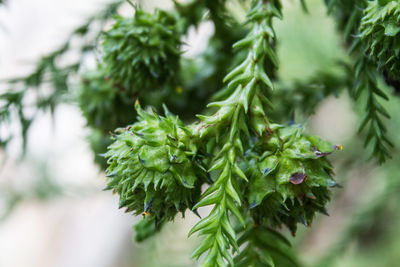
(189, 1, 282, 266)
(353, 57, 393, 163)
(234, 221, 299, 267)
(325, 0, 395, 163)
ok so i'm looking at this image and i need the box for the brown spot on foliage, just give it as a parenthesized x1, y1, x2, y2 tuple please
(290, 172, 307, 185)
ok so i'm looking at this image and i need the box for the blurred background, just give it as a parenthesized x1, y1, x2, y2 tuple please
(0, 0, 399, 266)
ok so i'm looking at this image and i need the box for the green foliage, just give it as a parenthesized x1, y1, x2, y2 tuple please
(78, 67, 135, 132)
(103, 1, 341, 266)
(235, 222, 298, 267)
(133, 216, 164, 242)
(325, 0, 366, 39)
(0, 44, 78, 149)
(78, 66, 137, 167)
(187, 2, 284, 265)
(352, 57, 394, 163)
(359, 1, 400, 79)
(325, 0, 394, 163)
(77, 2, 245, 169)
(0, 0, 124, 150)
(102, 9, 182, 91)
(105, 103, 201, 228)
(245, 124, 338, 235)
